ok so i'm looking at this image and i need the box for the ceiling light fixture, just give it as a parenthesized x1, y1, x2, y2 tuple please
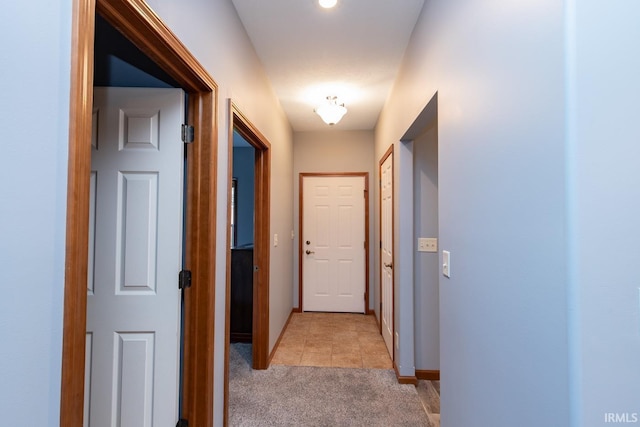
(318, 0, 338, 9)
(314, 96, 347, 125)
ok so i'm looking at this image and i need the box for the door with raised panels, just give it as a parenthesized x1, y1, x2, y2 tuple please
(86, 87, 184, 427)
(380, 150, 394, 358)
(302, 175, 366, 313)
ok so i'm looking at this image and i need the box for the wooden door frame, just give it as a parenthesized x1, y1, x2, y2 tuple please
(378, 145, 394, 358)
(224, 101, 271, 424)
(298, 172, 370, 313)
(61, 0, 218, 425)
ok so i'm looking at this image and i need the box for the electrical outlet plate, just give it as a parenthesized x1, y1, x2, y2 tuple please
(418, 237, 438, 252)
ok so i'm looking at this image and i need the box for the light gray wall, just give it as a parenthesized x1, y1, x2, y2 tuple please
(0, 0, 72, 425)
(569, 1, 640, 426)
(293, 130, 375, 311)
(376, 1, 570, 426)
(413, 117, 439, 371)
(232, 146, 255, 247)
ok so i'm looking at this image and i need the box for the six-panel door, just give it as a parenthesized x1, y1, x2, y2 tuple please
(302, 175, 366, 313)
(86, 87, 184, 427)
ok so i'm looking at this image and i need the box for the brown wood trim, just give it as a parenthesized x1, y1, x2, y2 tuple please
(299, 172, 370, 313)
(268, 309, 296, 364)
(378, 145, 394, 360)
(416, 370, 441, 381)
(60, 0, 96, 425)
(254, 146, 271, 370)
(183, 89, 217, 427)
(394, 363, 418, 385)
(230, 104, 271, 372)
(61, 1, 218, 425)
(229, 332, 253, 343)
(96, 0, 216, 91)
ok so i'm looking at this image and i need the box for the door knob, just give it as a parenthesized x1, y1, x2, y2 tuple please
(306, 240, 311, 245)
(384, 262, 393, 269)
(306, 250, 315, 255)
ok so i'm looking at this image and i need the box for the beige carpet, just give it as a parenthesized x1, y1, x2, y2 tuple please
(229, 343, 434, 426)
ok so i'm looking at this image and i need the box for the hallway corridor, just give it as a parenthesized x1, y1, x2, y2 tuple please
(229, 312, 440, 425)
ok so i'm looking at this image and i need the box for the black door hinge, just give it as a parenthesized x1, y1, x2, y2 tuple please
(181, 124, 194, 144)
(178, 270, 192, 289)
(176, 419, 189, 427)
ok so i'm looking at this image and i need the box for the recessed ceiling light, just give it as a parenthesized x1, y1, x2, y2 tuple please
(318, 0, 338, 9)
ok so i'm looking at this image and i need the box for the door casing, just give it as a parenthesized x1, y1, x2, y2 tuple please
(298, 172, 370, 313)
(224, 102, 271, 424)
(61, 0, 218, 425)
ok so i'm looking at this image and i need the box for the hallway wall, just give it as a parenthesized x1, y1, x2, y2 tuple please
(293, 130, 375, 312)
(569, 1, 640, 425)
(0, 1, 72, 425)
(375, 1, 570, 426)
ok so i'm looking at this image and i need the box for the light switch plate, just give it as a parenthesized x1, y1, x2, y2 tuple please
(274, 233, 278, 247)
(418, 237, 438, 252)
(442, 250, 451, 278)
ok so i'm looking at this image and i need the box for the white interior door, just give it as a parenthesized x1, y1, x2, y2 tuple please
(86, 87, 184, 427)
(380, 152, 394, 358)
(302, 175, 366, 313)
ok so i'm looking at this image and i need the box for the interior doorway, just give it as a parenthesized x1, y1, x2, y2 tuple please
(396, 92, 440, 384)
(224, 102, 271, 424)
(229, 131, 255, 343)
(61, 0, 217, 425)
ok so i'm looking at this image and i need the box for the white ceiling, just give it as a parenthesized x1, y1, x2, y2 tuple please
(231, 0, 425, 132)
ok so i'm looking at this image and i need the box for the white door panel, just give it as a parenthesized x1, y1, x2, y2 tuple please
(87, 87, 183, 427)
(302, 176, 365, 313)
(380, 153, 394, 358)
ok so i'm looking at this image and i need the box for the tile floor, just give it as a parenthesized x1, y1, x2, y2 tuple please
(271, 312, 394, 369)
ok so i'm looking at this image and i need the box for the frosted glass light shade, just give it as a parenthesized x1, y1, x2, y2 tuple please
(319, 0, 338, 8)
(314, 97, 347, 125)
